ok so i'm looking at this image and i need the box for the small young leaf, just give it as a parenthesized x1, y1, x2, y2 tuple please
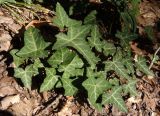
(40, 68, 59, 92)
(10, 49, 25, 67)
(17, 27, 50, 59)
(102, 86, 128, 112)
(84, 10, 97, 24)
(48, 48, 75, 68)
(33, 58, 44, 70)
(103, 42, 116, 56)
(135, 56, 154, 77)
(83, 68, 111, 110)
(53, 26, 99, 68)
(14, 65, 38, 89)
(123, 79, 138, 96)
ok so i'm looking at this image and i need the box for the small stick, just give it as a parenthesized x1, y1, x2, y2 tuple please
(36, 94, 63, 116)
(149, 46, 160, 69)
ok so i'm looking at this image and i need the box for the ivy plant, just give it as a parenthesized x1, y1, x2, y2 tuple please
(10, 2, 154, 113)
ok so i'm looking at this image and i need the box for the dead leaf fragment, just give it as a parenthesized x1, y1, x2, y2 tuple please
(0, 94, 20, 110)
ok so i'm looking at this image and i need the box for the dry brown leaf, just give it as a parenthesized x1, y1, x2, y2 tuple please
(128, 97, 142, 104)
(0, 86, 18, 97)
(10, 97, 35, 116)
(0, 94, 20, 110)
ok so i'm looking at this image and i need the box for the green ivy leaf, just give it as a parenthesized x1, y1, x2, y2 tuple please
(33, 58, 44, 69)
(84, 10, 97, 24)
(123, 79, 138, 96)
(58, 55, 84, 78)
(105, 53, 131, 79)
(14, 65, 38, 89)
(103, 42, 116, 56)
(109, 78, 119, 86)
(123, 57, 135, 75)
(83, 68, 111, 111)
(102, 86, 128, 112)
(88, 25, 103, 52)
(40, 68, 59, 92)
(61, 78, 77, 96)
(116, 31, 137, 49)
(10, 49, 25, 67)
(53, 26, 99, 68)
(53, 2, 81, 29)
(48, 48, 75, 68)
(17, 27, 50, 59)
(135, 56, 154, 76)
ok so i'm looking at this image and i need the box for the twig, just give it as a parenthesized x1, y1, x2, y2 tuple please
(36, 94, 63, 116)
(149, 46, 160, 69)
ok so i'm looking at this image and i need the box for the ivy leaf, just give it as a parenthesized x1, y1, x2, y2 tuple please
(48, 48, 75, 68)
(116, 31, 137, 49)
(84, 10, 97, 24)
(40, 68, 59, 92)
(123, 57, 135, 75)
(58, 55, 84, 78)
(109, 78, 120, 86)
(33, 58, 44, 69)
(14, 65, 37, 89)
(83, 68, 111, 110)
(105, 53, 130, 79)
(135, 56, 154, 76)
(61, 78, 77, 96)
(53, 2, 81, 29)
(102, 86, 128, 112)
(58, 53, 83, 96)
(87, 25, 103, 52)
(53, 26, 99, 68)
(0, 0, 15, 4)
(103, 42, 116, 56)
(10, 49, 25, 67)
(123, 79, 138, 96)
(17, 27, 50, 59)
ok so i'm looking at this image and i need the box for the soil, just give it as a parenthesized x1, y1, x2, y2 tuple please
(0, 0, 160, 116)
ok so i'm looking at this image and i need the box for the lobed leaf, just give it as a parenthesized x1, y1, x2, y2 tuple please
(53, 2, 81, 29)
(84, 10, 97, 24)
(17, 27, 50, 59)
(88, 25, 104, 52)
(10, 49, 25, 67)
(40, 68, 59, 92)
(48, 48, 75, 68)
(105, 53, 131, 79)
(61, 78, 77, 96)
(103, 42, 116, 56)
(53, 26, 99, 68)
(135, 56, 154, 77)
(58, 55, 84, 78)
(123, 79, 138, 96)
(83, 68, 111, 110)
(102, 86, 128, 112)
(14, 65, 38, 89)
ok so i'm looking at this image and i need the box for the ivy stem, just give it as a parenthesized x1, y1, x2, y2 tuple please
(149, 46, 160, 69)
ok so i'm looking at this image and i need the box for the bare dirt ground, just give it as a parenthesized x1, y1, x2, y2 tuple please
(0, 0, 160, 115)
